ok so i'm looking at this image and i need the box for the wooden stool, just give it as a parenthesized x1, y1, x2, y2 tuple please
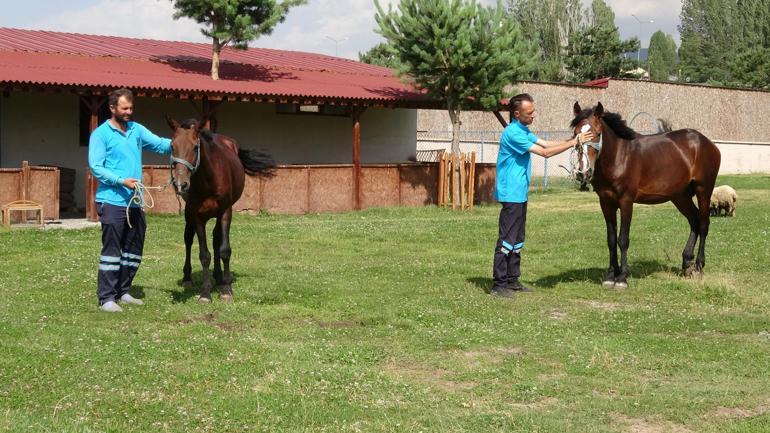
(1, 200, 44, 228)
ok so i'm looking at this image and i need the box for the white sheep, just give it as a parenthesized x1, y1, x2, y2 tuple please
(710, 185, 737, 217)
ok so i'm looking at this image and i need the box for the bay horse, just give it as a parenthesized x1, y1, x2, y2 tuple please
(167, 118, 274, 303)
(570, 102, 721, 289)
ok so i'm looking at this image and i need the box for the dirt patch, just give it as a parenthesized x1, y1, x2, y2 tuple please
(179, 312, 217, 324)
(613, 413, 696, 433)
(580, 300, 623, 311)
(381, 360, 476, 392)
(707, 399, 770, 419)
(451, 346, 524, 370)
(509, 396, 560, 410)
(548, 309, 568, 320)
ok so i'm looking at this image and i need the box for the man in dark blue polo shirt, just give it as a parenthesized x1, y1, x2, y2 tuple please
(491, 93, 594, 298)
(88, 88, 172, 312)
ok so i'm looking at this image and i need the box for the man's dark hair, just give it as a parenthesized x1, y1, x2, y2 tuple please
(510, 93, 534, 115)
(109, 88, 134, 107)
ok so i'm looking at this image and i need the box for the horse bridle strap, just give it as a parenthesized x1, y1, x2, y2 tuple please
(169, 138, 201, 174)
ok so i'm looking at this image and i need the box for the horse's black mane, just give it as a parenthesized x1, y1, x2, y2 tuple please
(180, 118, 215, 143)
(570, 107, 637, 140)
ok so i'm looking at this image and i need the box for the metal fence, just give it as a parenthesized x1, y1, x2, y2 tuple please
(416, 130, 576, 188)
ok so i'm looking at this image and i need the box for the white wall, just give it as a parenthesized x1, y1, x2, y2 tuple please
(0, 92, 418, 209)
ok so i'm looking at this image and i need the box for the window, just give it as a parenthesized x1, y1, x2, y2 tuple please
(275, 103, 350, 117)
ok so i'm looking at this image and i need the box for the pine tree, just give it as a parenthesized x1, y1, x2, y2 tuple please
(172, 0, 306, 80)
(647, 31, 678, 81)
(359, 42, 401, 70)
(375, 0, 537, 152)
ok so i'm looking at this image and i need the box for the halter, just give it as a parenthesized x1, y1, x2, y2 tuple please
(169, 138, 201, 174)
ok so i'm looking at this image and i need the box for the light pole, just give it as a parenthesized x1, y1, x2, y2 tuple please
(325, 35, 349, 57)
(631, 14, 654, 62)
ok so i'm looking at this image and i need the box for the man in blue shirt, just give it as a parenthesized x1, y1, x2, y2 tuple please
(491, 93, 594, 298)
(88, 88, 172, 312)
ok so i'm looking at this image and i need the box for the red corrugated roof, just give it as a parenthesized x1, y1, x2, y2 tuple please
(0, 27, 433, 105)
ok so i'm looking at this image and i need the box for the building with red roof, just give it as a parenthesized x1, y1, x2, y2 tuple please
(0, 28, 444, 216)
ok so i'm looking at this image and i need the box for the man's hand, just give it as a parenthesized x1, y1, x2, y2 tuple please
(122, 178, 140, 190)
(576, 130, 596, 145)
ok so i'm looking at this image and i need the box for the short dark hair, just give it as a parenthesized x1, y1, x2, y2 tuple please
(109, 88, 134, 107)
(510, 93, 534, 114)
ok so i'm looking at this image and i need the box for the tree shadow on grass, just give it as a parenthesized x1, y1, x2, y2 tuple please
(467, 260, 679, 292)
(162, 271, 240, 304)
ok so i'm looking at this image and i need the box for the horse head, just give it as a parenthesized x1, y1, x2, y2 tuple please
(167, 117, 202, 197)
(570, 102, 606, 182)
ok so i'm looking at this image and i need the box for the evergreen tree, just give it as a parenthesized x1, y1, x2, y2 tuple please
(506, 0, 584, 81)
(359, 42, 401, 69)
(375, 0, 537, 152)
(590, 0, 614, 28)
(172, 0, 306, 80)
(647, 30, 678, 81)
(564, 23, 638, 82)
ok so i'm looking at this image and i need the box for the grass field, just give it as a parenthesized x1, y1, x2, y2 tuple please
(1, 174, 768, 433)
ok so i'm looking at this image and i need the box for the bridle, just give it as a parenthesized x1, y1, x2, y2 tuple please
(169, 138, 201, 175)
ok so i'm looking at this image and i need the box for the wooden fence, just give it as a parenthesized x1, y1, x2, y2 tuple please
(0, 161, 60, 221)
(140, 163, 497, 215)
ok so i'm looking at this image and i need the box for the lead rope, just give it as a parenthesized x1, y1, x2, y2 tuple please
(126, 179, 172, 228)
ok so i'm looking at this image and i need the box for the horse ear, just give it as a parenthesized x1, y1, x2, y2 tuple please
(595, 102, 604, 117)
(166, 116, 180, 132)
(573, 101, 581, 116)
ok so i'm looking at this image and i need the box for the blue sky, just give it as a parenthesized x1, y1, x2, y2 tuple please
(0, 0, 682, 60)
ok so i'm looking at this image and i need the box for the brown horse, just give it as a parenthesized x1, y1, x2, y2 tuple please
(167, 118, 274, 303)
(570, 102, 721, 289)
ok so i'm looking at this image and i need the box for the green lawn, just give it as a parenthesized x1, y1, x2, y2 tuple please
(1, 174, 768, 433)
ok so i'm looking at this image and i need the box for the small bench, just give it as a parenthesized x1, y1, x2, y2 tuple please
(1, 200, 44, 228)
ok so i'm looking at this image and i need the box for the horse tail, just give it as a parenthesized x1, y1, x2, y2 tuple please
(238, 148, 275, 176)
(656, 118, 673, 133)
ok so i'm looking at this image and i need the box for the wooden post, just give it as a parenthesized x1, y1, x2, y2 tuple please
(444, 153, 451, 207)
(352, 108, 362, 210)
(469, 152, 476, 210)
(459, 153, 466, 209)
(21, 160, 30, 201)
(450, 153, 457, 210)
(437, 152, 445, 207)
(84, 95, 104, 222)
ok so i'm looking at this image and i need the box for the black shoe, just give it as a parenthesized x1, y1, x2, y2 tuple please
(489, 286, 514, 298)
(509, 279, 533, 292)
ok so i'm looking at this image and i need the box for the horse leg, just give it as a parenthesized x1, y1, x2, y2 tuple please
(694, 186, 712, 276)
(212, 217, 223, 287)
(182, 211, 195, 289)
(671, 194, 700, 277)
(218, 208, 235, 303)
(599, 198, 620, 289)
(194, 221, 213, 303)
(615, 200, 634, 290)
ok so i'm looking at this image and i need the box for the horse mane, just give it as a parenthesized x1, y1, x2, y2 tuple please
(180, 118, 215, 144)
(569, 108, 636, 140)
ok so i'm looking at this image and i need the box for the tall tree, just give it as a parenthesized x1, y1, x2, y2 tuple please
(375, 0, 537, 152)
(589, 0, 614, 28)
(172, 0, 306, 80)
(647, 30, 678, 81)
(564, 24, 639, 82)
(506, 0, 585, 81)
(359, 42, 401, 69)
(679, 0, 769, 87)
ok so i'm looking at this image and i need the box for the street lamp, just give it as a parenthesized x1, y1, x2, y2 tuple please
(325, 35, 349, 57)
(631, 14, 654, 62)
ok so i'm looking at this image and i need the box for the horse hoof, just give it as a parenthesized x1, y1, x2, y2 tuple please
(602, 280, 616, 289)
(182, 281, 193, 289)
(220, 294, 233, 303)
(614, 281, 628, 290)
(198, 296, 212, 304)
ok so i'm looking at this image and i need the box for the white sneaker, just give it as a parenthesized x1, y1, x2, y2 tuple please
(100, 301, 123, 313)
(120, 294, 144, 305)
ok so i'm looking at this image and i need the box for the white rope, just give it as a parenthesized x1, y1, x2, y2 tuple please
(126, 182, 169, 228)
